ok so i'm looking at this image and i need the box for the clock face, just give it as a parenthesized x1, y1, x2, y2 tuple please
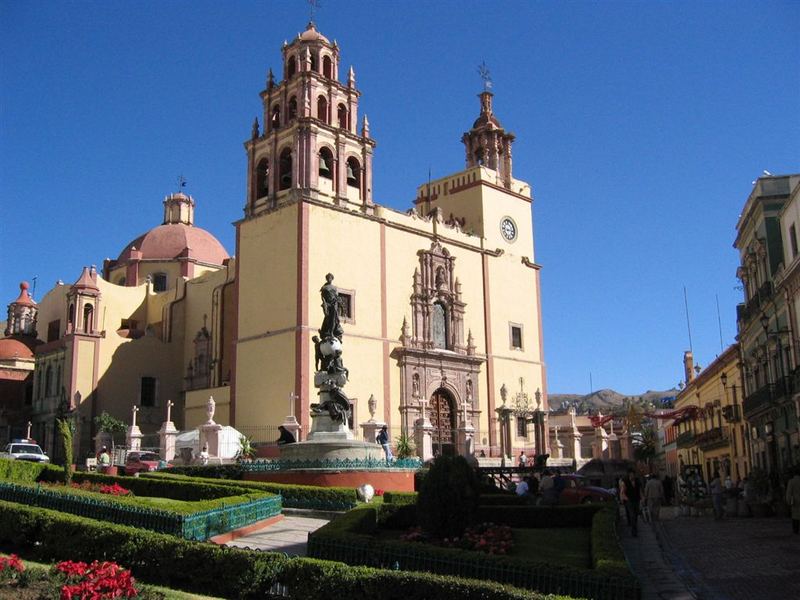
(500, 217, 517, 241)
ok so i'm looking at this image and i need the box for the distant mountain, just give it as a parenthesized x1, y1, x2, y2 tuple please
(548, 388, 679, 415)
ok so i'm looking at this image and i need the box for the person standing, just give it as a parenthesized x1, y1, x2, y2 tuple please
(98, 446, 111, 473)
(644, 473, 665, 522)
(539, 470, 555, 506)
(621, 469, 642, 536)
(518, 450, 528, 469)
(785, 466, 800, 535)
(710, 472, 724, 520)
(376, 425, 393, 463)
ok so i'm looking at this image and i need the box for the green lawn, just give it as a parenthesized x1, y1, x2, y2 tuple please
(511, 527, 591, 569)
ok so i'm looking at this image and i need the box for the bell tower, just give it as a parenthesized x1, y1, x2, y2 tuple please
(461, 91, 515, 189)
(244, 22, 376, 217)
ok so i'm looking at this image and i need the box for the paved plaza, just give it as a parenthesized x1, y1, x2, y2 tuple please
(621, 512, 800, 600)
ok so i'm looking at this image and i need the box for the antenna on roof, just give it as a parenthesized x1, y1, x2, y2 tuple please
(31, 276, 37, 300)
(716, 294, 724, 353)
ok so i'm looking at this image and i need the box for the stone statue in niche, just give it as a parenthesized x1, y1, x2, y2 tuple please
(466, 379, 473, 402)
(412, 372, 420, 398)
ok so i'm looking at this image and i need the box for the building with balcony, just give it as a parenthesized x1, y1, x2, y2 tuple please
(673, 344, 749, 482)
(735, 174, 800, 475)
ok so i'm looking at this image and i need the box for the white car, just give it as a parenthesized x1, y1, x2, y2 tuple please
(1, 441, 50, 463)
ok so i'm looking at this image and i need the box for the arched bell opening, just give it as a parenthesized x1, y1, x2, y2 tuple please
(278, 148, 293, 191)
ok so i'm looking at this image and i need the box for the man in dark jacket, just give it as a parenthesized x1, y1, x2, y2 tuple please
(621, 469, 642, 536)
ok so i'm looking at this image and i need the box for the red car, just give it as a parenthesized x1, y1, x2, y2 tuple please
(559, 474, 615, 505)
(124, 451, 169, 475)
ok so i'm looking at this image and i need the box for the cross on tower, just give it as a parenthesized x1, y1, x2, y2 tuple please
(308, 0, 321, 22)
(177, 175, 187, 192)
(477, 61, 492, 91)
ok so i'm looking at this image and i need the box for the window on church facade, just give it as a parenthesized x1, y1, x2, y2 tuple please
(317, 96, 329, 124)
(47, 319, 60, 342)
(432, 302, 448, 349)
(323, 55, 332, 78)
(256, 157, 270, 198)
(83, 304, 94, 332)
(279, 149, 292, 190)
(140, 376, 157, 407)
(287, 56, 297, 78)
(346, 157, 361, 188)
(337, 104, 348, 130)
(288, 97, 297, 121)
(517, 416, 527, 438)
(510, 323, 523, 350)
(271, 104, 281, 130)
(337, 290, 355, 323)
(153, 273, 167, 292)
(319, 148, 333, 179)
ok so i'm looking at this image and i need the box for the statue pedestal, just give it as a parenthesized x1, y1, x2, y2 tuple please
(414, 417, 434, 462)
(200, 422, 223, 458)
(127, 426, 142, 451)
(361, 420, 385, 445)
(457, 424, 476, 461)
(308, 413, 354, 442)
(281, 415, 302, 443)
(159, 421, 178, 461)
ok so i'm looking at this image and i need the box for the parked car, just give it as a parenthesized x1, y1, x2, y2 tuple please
(559, 474, 615, 504)
(1, 440, 50, 463)
(124, 451, 169, 475)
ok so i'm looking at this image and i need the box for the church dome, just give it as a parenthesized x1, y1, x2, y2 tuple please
(298, 22, 329, 43)
(0, 336, 39, 360)
(118, 223, 228, 265)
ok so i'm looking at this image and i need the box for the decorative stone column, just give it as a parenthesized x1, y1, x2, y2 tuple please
(282, 392, 303, 442)
(592, 420, 609, 459)
(159, 400, 178, 461)
(495, 388, 514, 465)
(457, 399, 476, 462)
(619, 431, 633, 460)
(552, 425, 564, 459)
(127, 406, 143, 451)
(414, 397, 434, 462)
(199, 396, 223, 460)
(567, 406, 583, 459)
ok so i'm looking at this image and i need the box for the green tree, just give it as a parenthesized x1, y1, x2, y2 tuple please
(56, 418, 74, 484)
(417, 455, 480, 538)
(633, 424, 657, 466)
(94, 411, 127, 451)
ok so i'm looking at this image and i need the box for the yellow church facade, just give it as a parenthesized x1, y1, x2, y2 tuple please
(3, 22, 547, 461)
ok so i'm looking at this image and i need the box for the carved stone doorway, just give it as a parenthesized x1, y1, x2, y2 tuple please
(430, 388, 456, 456)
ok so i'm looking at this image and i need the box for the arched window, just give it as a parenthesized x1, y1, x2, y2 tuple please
(318, 147, 334, 179)
(474, 148, 485, 166)
(279, 148, 293, 191)
(67, 303, 75, 326)
(271, 104, 281, 130)
(288, 97, 298, 121)
(322, 55, 332, 78)
(287, 56, 297, 78)
(346, 157, 361, 188)
(317, 96, 328, 124)
(337, 104, 348, 130)
(82, 304, 94, 332)
(255, 157, 269, 198)
(153, 273, 167, 292)
(432, 302, 448, 349)
(310, 52, 318, 72)
(116, 276, 126, 286)
(45, 366, 53, 397)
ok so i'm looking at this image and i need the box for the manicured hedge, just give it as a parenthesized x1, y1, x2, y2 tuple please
(0, 457, 62, 482)
(308, 505, 640, 600)
(162, 464, 244, 480)
(143, 471, 359, 510)
(0, 481, 279, 540)
(0, 500, 567, 600)
(479, 493, 529, 506)
(68, 471, 255, 502)
(590, 507, 631, 580)
(383, 491, 418, 505)
(476, 504, 603, 528)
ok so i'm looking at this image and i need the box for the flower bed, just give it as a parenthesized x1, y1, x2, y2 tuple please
(0, 502, 569, 600)
(400, 522, 514, 555)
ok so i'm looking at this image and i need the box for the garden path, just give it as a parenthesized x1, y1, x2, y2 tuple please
(225, 515, 330, 556)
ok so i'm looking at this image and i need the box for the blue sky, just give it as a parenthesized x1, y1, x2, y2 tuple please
(2, 1, 798, 395)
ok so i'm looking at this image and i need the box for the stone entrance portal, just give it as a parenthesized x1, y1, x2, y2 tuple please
(430, 388, 456, 456)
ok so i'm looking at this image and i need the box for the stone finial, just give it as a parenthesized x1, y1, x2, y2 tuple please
(361, 114, 370, 138)
(413, 268, 421, 294)
(267, 68, 275, 89)
(467, 329, 476, 355)
(400, 316, 411, 346)
(251, 117, 260, 139)
(348, 66, 355, 87)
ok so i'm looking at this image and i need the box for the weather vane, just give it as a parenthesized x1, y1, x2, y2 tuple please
(477, 61, 492, 91)
(177, 175, 187, 192)
(308, 0, 321, 22)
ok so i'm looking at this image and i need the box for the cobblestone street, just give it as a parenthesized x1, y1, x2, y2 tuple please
(658, 516, 800, 600)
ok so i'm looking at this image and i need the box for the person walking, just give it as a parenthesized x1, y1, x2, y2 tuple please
(376, 425, 393, 463)
(785, 466, 800, 535)
(621, 469, 642, 536)
(710, 472, 724, 520)
(644, 473, 665, 522)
